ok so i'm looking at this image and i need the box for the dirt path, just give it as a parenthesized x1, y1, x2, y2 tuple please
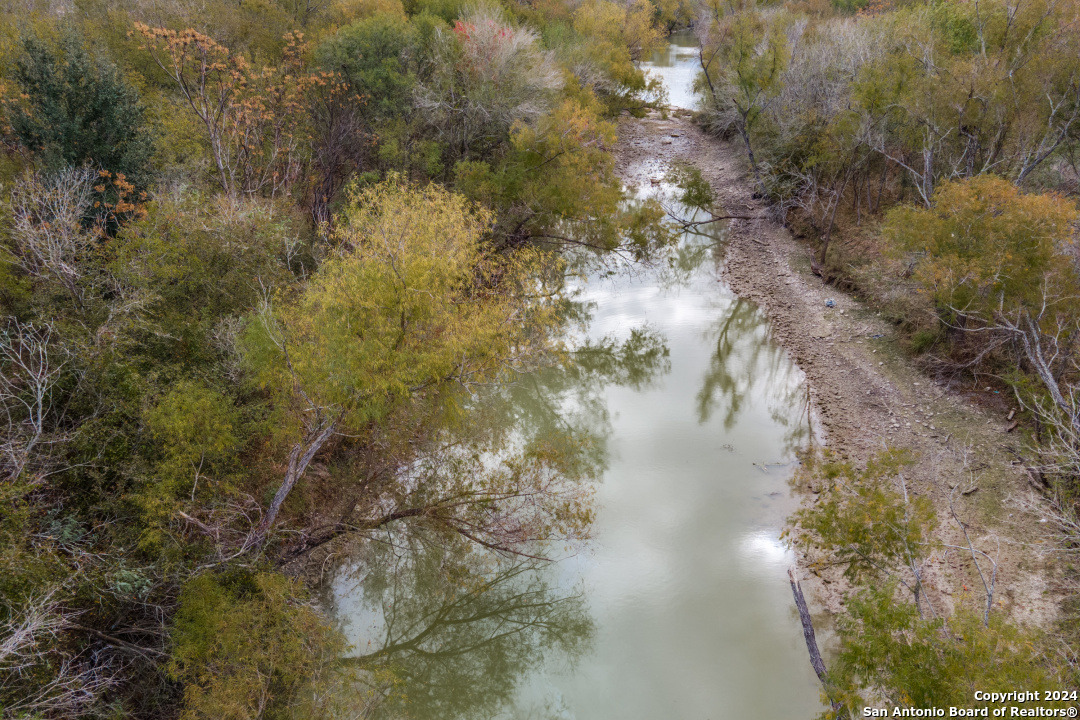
(617, 110, 1062, 621)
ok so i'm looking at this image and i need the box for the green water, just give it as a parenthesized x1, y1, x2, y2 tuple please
(327, 35, 824, 719)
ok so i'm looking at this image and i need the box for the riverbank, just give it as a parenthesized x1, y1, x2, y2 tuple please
(616, 109, 1063, 624)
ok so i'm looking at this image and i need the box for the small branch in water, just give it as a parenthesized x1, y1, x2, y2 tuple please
(675, 214, 761, 225)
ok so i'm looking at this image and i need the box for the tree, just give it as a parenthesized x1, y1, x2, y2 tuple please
(316, 13, 418, 123)
(455, 92, 672, 255)
(242, 179, 555, 542)
(791, 449, 1065, 717)
(133, 25, 317, 198)
(792, 449, 938, 612)
(415, 8, 563, 160)
(697, 8, 791, 187)
(569, 0, 666, 112)
(0, 318, 70, 486)
(825, 582, 1068, 716)
(10, 32, 153, 190)
(886, 177, 1080, 490)
(107, 191, 303, 371)
(884, 175, 1080, 380)
(885, 176, 1078, 324)
(170, 571, 347, 720)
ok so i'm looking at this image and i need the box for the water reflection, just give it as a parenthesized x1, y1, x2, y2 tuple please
(643, 29, 702, 109)
(333, 534, 593, 720)
(499, 185, 821, 718)
(327, 325, 674, 720)
(330, 158, 823, 717)
(696, 298, 813, 455)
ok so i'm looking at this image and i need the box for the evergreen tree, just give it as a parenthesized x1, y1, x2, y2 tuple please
(11, 32, 153, 189)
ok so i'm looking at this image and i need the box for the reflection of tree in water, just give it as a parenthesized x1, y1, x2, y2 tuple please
(479, 322, 672, 491)
(336, 533, 593, 720)
(695, 298, 811, 454)
(327, 321, 668, 719)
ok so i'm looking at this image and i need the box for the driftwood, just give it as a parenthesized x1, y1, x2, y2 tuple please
(788, 566, 848, 718)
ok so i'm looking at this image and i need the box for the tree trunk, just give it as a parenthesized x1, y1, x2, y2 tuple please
(737, 120, 764, 192)
(251, 418, 338, 545)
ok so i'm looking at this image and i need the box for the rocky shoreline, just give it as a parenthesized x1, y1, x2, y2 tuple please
(616, 109, 1062, 624)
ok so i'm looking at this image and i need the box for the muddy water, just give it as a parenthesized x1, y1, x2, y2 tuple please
(328, 37, 823, 720)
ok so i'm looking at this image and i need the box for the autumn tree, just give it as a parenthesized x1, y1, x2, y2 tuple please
(456, 92, 671, 255)
(415, 8, 563, 160)
(133, 25, 319, 198)
(170, 571, 348, 720)
(567, 0, 666, 113)
(885, 176, 1080, 488)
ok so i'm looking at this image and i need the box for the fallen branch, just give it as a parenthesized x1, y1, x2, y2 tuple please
(788, 566, 849, 718)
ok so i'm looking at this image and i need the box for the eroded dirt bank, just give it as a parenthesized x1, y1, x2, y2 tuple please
(617, 109, 1062, 621)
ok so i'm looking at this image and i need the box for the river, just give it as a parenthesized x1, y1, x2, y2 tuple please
(644, 29, 703, 110)
(326, 34, 824, 720)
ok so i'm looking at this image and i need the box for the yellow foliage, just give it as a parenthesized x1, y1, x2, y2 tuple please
(247, 179, 555, 431)
(325, 0, 407, 25)
(573, 0, 664, 62)
(884, 176, 1079, 318)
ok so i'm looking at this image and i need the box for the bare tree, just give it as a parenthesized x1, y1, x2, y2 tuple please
(1, 592, 118, 717)
(0, 318, 71, 485)
(8, 168, 97, 303)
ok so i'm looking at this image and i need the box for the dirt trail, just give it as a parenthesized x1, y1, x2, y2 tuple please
(617, 110, 1062, 621)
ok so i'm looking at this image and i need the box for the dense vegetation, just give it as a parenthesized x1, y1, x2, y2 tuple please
(0, 0, 682, 716)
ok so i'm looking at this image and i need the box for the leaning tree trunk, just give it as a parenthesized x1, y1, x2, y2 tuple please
(250, 418, 338, 546)
(788, 566, 849, 718)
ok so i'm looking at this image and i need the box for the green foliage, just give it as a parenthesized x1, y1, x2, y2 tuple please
(135, 381, 241, 549)
(456, 92, 672, 255)
(245, 179, 553, 428)
(698, 8, 790, 133)
(10, 31, 153, 188)
(794, 448, 1071, 716)
(403, 0, 469, 22)
(171, 571, 346, 720)
(666, 161, 716, 211)
(109, 193, 303, 372)
(147, 383, 239, 470)
(928, 0, 981, 54)
(884, 176, 1079, 320)
(316, 13, 418, 121)
(570, 0, 665, 107)
(830, 0, 869, 14)
(829, 582, 1068, 713)
(792, 449, 936, 587)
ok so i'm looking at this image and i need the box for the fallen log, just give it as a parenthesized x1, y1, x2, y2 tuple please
(788, 565, 849, 718)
